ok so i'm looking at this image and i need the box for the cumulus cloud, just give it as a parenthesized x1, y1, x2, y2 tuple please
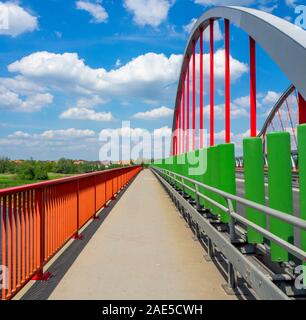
(133, 106, 173, 119)
(76, 95, 106, 108)
(261, 91, 281, 106)
(123, 0, 174, 27)
(201, 91, 280, 121)
(7, 49, 247, 105)
(285, 0, 296, 7)
(194, 0, 255, 5)
(60, 107, 114, 121)
(183, 18, 223, 42)
(76, 0, 108, 23)
(1, 128, 96, 148)
(0, 86, 53, 112)
(194, 0, 279, 11)
(41, 128, 95, 139)
(0, 2, 38, 37)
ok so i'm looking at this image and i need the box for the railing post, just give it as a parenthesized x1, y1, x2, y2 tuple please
(195, 184, 201, 211)
(32, 188, 51, 281)
(93, 176, 99, 220)
(227, 199, 237, 243)
(73, 180, 82, 240)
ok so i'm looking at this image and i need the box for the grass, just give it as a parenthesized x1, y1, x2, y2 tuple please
(0, 173, 75, 189)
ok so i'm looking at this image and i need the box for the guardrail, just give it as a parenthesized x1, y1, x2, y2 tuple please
(0, 165, 142, 300)
(152, 166, 306, 261)
(152, 166, 306, 299)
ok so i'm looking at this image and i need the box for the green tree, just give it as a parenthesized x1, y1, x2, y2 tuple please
(55, 158, 77, 174)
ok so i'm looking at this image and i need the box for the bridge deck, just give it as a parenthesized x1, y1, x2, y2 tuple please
(20, 169, 235, 300)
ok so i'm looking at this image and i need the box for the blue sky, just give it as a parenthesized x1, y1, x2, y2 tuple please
(0, 0, 303, 160)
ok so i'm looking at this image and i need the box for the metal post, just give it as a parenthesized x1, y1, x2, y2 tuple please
(182, 81, 185, 154)
(298, 93, 306, 124)
(225, 19, 231, 143)
(227, 262, 238, 290)
(178, 95, 181, 155)
(200, 29, 204, 149)
(227, 199, 236, 243)
(210, 19, 215, 147)
(208, 238, 214, 259)
(250, 37, 257, 137)
(187, 63, 190, 152)
(195, 184, 201, 211)
(192, 40, 196, 151)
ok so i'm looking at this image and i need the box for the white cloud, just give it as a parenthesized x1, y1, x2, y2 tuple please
(76, 95, 106, 108)
(41, 128, 95, 140)
(0, 85, 53, 112)
(133, 106, 173, 119)
(261, 91, 280, 106)
(7, 49, 247, 107)
(183, 18, 223, 42)
(201, 91, 280, 121)
(194, 0, 255, 5)
(183, 18, 197, 34)
(285, 0, 296, 7)
(60, 107, 114, 121)
(258, 3, 278, 13)
(76, 1, 108, 23)
(123, 0, 174, 27)
(0, 2, 38, 37)
(2, 128, 96, 149)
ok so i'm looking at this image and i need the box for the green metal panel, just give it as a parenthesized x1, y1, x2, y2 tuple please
(243, 138, 266, 244)
(197, 148, 208, 208)
(267, 132, 294, 262)
(205, 147, 213, 211)
(298, 124, 306, 281)
(218, 143, 236, 223)
(210, 146, 221, 216)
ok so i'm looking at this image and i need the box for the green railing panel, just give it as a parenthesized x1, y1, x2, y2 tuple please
(197, 148, 208, 208)
(267, 132, 294, 262)
(218, 143, 236, 223)
(209, 146, 221, 216)
(298, 124, 306, 284)
(205, 147, 213, 211)
(185, 151, 196, 199)
(243, 137, 266, 244)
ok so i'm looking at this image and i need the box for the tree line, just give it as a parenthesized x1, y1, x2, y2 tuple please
(0, 157, 125, 181)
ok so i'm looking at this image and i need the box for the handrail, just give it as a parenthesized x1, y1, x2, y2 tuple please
(1, 165, 142, 300)
(151, 166, 306, 262)
(0, 165, 140, 196)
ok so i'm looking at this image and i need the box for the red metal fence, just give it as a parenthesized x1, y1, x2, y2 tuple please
(0, 166, 142, 300)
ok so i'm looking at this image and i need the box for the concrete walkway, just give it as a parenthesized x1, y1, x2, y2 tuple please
(45, 169, 234, 300)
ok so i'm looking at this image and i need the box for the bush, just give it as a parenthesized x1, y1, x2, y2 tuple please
(54, 158, 77, 174)
(17, 161, 49, 181)
(0, 157, 16, 173)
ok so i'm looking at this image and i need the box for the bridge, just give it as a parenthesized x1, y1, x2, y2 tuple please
(1, 6, 306, 301)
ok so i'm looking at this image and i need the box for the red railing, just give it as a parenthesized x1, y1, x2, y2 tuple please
(0, 165, 142, 300)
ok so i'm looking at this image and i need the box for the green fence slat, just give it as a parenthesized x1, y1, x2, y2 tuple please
(243, 137, 266, 244)
(218, 143, 236, 223)
(210, 146, 221, 216)
(298, 124, 306, 283)
(267, 132, 294, 262)
(205, 147, 213, 211)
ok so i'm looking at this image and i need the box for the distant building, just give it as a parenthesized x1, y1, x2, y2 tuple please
(73, 160, 86, 165)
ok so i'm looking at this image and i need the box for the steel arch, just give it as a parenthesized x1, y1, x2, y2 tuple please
(172, 6, 306, 135)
